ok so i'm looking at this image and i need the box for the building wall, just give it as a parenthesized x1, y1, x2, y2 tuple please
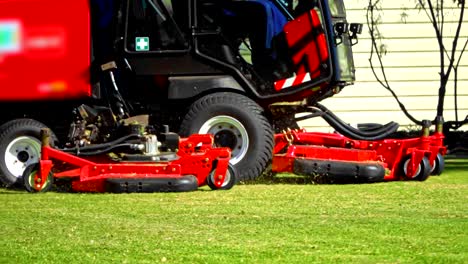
(298, 0, 468, 132)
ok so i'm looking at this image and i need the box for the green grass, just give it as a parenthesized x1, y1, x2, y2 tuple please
(0, 160, 466, 263)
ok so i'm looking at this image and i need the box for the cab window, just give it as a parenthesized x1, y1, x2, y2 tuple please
(125, 0, 188, 52)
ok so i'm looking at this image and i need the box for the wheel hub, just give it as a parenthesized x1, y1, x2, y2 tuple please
(17, 151, 30, 163)
(4, 136, 41, 178)
(199, 115, 249, 165)
(403, 159, 422, 179)
(214, 130, 238, 150)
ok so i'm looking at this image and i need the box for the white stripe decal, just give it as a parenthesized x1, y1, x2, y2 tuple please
(283, 76, 296, 88)
(302, 73, 311, 83)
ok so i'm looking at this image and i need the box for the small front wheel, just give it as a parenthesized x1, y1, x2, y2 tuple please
(430, 153, 445, 176)
(401, 156, 431, 181)
(207, 164, 236, 190)
(23, 163, 54, 193)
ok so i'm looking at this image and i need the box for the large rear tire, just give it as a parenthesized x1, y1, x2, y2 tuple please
(0, 119, 56, 186)
(179, 92, 274, 181)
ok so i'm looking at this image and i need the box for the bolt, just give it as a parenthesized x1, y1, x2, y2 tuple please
(93, 166, 97, 170)
(218, 175, 223, 180)
(204, 158, 209, 162)
(172, 168, 176, 172)
(187, 144, 192, 148)
(109, 166, 112, 170)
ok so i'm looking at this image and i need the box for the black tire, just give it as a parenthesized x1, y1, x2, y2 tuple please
(401, 156, 431, 181)
(430, 153, 445, 176)
(179, 92, 274, 181)
(0, 119, 56, 187)
(207, 164, 237, 190)
(23, 163, 54, 193)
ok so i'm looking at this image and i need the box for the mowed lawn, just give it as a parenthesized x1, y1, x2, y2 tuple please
(0, 160, 466, 263)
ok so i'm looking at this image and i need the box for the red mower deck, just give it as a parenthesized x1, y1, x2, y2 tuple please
(272, 122, 446, 183)
(23, 129, 235, 193)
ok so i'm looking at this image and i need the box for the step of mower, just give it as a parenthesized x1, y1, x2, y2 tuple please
(105, 175, 198, 193)
(293, 159, 385, 183)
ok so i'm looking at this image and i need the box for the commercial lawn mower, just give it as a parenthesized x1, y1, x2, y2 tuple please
(0, 0, 453, 190)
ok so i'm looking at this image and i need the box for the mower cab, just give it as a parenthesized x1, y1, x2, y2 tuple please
(109, 0, 360, 103)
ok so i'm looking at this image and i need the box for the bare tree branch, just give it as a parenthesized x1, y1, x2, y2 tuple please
(366, 0, 422, 125)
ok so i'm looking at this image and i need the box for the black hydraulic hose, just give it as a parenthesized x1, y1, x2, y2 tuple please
(357, 123, 385, 132)
(72, 143, 135, 156)
(316, 109, 399, 140)
(60, 134, 141, 152)
(306, 105, 399, 140)
(313, 103, 399, 137)
(318, 108, 399, 137)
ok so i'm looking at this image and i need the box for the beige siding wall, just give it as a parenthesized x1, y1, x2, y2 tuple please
(299, 0, 468, 132)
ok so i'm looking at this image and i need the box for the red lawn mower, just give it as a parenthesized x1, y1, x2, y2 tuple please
(0, 0, 452, 190)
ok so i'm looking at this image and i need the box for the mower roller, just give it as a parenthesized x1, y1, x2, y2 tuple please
(23, 128, 236, 193)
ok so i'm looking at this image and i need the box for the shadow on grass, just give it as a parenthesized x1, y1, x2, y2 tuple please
(243, 158, 468, 186)
(240, 169, 383, 185)
(443, 158, 468, 173)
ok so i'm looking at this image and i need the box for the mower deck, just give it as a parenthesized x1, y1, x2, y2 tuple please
(23, 130, 235, 193)
(272, 123, 446, 183)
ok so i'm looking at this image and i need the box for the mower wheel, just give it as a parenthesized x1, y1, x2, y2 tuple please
(180, 92, 273, 181)
(401, 156, 431, 181)
(23, 163, 54, 193)
(207, 164, 236, 190)
(430, 153, 445, 176)
(0, 119, 57, 187)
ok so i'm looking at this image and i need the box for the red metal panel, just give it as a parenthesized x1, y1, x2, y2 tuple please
(0, 0, 90, 101)
(283, 9, 329, 77)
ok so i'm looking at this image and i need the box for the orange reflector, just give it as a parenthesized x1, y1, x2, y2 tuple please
(37, 81, 67, 93)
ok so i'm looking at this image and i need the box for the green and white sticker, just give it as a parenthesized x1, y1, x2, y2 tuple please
(135, 37, 149, 51)
(0, 21, 21, 53)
